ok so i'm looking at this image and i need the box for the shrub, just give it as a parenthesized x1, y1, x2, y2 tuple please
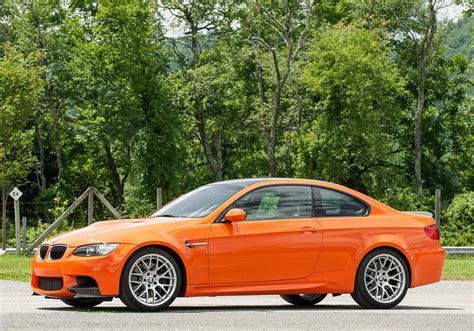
(6, 219, 75, 248)
(442, 192, 474, 246)
(379, 187, 434, 212)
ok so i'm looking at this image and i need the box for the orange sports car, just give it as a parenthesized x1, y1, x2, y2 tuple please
(31, 178, 445, 311)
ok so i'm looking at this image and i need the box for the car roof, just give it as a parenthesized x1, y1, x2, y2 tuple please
(209, 178, 327, 188)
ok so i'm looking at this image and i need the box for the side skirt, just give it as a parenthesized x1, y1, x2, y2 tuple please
(185, 269, 356, 297)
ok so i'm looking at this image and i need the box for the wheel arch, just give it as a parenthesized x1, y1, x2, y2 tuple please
(357, 245, 413, 287)
(123, 243, 188, 297)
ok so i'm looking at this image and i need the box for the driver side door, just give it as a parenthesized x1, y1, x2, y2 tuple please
(208, 185, 322, 284)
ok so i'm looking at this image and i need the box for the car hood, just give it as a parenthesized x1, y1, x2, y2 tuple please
(43, 217, 204, 247)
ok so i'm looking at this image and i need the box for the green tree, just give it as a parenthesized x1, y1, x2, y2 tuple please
(73, 1, 175, 206)
(172, 42, 260, 183)
(160, 0, 238, 181)
(242, 0, 313, 176)
(0, 46, 45, 248)
(299, 25, 406, 194)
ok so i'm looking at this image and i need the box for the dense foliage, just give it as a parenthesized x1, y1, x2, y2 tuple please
(0, 0, 472, 246)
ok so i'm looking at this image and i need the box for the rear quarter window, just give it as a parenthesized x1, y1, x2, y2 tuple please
(313, 187, 368, 217)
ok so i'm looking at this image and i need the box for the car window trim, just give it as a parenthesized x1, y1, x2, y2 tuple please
(311, 186, 371, 218)
(214, 184, 315, 223)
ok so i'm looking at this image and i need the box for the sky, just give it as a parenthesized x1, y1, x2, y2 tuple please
(438, 3, 465, 20)
(163, 2, 466, 38)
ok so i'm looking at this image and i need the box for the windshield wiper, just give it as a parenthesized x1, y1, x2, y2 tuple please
(155, 214, 178, 218)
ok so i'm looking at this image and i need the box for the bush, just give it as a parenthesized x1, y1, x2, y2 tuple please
(379, 187, 434, 212)
(6, 219, 75, 248)
(442, 192, 474, 246)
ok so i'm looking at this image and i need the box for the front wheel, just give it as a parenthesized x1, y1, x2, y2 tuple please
(280, 294, 327, 306)
(60, 298, 104, 308)
(351, 249, 409, 309)
(119, 247, 181, 312)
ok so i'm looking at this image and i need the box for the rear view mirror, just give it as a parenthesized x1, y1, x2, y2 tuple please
(224, 208, 246, 222)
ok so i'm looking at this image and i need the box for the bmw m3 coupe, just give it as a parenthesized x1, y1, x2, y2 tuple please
(31, 178, 445, 311)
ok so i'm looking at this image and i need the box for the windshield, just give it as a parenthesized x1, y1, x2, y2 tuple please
(152, 184, 242, 218)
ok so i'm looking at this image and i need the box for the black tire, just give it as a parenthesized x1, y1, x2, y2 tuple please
(280, 294, 327, 306)
(60, 298, 104, 308)
(351, 248, 410, 309)
(119, 247, 181, 312)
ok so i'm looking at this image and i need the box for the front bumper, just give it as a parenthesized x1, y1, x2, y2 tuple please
(31, 243, 136, 298)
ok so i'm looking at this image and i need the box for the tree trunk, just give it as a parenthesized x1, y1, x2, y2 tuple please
(256, 62, 267, 105)
(196, 114, 223, 181)
(2, 186, 7, 250)
(414, 74, 425, 195)
(46, 86, 63, 176)
(188, 21, 224, 180)
(104, 143, 125, 207)
(268, 84, 282, 177)
(52, 107, 63, 176)
(190, 22, 199, 64)
(35, 122, 47, 192)
(214, 130, 223, 181)
(414, 0, 436, 195)
(294, 83, 303, 128)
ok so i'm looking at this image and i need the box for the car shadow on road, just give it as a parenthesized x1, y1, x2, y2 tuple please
(37, 304, 462, 313)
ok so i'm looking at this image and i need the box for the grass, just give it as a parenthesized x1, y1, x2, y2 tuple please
(0, 254, 32, 282)
(0, 253, 472, 282)
(441, 255, 474, 280)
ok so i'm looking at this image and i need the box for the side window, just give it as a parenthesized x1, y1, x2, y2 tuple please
(233, 186, 312, 221)
(313, 187, 368, 217)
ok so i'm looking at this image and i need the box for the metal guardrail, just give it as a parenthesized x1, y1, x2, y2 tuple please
(444, 246, 474, 255)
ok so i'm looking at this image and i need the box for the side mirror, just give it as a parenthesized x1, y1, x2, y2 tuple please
(224, 208, 246, 223)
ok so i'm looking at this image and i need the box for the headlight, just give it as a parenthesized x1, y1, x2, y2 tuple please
(73, 243, 119, 256)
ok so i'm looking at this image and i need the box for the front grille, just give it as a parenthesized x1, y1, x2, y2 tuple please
(49, 245, 67, 260)
(38, 277, 63, 291)
(39, 245, 49, 259)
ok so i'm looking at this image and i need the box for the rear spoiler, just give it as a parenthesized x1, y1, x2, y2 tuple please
(402, 211, 433, 217)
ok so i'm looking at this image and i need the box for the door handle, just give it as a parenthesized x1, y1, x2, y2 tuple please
(300, 227, 318, 234)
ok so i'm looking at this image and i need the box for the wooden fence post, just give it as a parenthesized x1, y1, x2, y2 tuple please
(25, 188, 90, 253)
(88, 187, 94, 225)
(93, 188, 122, 219)
(22, 217, 27, 253)
(435, 189, 441, 229)
(26, 187, 122, 253)
(157, 188, 162, 209)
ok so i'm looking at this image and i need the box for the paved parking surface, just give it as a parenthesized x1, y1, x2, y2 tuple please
(1, 280, 473, 330)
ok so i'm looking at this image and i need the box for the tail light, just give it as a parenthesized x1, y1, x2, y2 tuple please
(424, 224, 440, 240)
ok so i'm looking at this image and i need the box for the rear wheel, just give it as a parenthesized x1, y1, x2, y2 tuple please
(60, 298, 104, 308)
(280, 294, 327, 306)
(351, 248, 409, 309)
(119, 247, 181, 312)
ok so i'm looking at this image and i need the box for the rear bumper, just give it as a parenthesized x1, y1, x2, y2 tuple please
(407, 245, 445, 288)
(31, 243, 136, 298)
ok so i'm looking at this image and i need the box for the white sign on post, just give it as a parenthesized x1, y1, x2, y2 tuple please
(9, 187, 22, 254)
(9, 187, 23, 201)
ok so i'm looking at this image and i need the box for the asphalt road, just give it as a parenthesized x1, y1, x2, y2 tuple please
(0, 280, 472, 330)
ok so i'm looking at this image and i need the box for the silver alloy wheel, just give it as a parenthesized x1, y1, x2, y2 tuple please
(128, 253, 177, 306)
(364, 253, 406, 303)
